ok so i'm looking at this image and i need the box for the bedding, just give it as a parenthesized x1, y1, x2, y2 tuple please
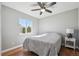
(23, 32, 61, 56)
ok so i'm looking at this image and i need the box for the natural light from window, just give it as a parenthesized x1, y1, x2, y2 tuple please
(19, 18, 32, 33)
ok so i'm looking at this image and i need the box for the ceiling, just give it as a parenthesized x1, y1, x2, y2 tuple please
(2, 2, 79, 19)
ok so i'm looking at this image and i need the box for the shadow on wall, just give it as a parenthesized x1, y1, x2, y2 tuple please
(59, 33, 65, 46)
(74, 29, 79, 48)
(78, 30, 79, 47)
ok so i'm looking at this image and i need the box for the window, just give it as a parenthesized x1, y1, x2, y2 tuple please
(19, 18, 32, 33)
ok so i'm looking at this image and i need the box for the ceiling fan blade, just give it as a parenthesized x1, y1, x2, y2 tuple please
(40, 12, 42, 15)
(31, 9, 40, 11)
(37, 2, 43, 8)
(45, 9, 52, 13)
(42, 2, 46, 7)
(47, 2, 56, 7)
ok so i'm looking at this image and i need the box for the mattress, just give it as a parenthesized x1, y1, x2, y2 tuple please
(23, 32, 61, 56)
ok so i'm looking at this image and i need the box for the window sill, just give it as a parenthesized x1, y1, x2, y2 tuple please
(19, 33, 32, 35)
(19, 33, 33, 38)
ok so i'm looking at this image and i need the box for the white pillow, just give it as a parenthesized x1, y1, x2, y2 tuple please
(31, 33, 48, 37)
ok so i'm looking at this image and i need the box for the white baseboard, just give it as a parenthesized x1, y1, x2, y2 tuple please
(2, 44, 23, 53)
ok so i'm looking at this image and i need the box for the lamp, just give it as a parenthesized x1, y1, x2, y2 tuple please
(41, 9, 45, 12)
(66, 28, 74, 38)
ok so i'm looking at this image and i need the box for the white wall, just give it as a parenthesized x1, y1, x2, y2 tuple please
(78, 8, 79, 43)
(39, 9, 78, 46)
(2, 5, 39, 50)
(39, 9, 78, 34)
(78, 8, 79, 29)
(0, 3, 1, 52)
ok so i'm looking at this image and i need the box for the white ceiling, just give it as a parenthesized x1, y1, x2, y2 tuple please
(2, 2, 79, 19)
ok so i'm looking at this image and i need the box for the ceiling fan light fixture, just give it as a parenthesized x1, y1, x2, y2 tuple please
(31, 2, 56, 15)
(41, 9, 45, 12)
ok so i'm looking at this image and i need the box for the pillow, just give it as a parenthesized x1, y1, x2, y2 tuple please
(31, 33, 48, 37)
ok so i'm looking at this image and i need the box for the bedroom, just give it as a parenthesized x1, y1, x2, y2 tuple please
(0, 2, 79, 56)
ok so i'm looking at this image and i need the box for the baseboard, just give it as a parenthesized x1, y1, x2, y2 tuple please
(2, 44, 23, 53)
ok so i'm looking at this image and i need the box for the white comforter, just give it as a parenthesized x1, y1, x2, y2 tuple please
(23, 33, 61, 56)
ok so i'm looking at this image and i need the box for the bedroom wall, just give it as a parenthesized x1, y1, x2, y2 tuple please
(1, 5, 39, 50)
(78, 8, 79, 47)
(78, 8, 79, 28)
(78, 8, 79, 29)
(0, 3, 1, 52)
(39, 9, 78, 47)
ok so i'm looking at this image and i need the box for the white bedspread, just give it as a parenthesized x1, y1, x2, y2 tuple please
(23, 33, 61, 56)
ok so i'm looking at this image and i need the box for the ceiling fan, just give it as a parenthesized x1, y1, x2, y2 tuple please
(31, 2, 56, 15)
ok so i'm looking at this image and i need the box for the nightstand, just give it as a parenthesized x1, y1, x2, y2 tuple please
(65, 37, 76, 50)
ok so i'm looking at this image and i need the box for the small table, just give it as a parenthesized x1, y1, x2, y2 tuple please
(65, 37, 76, 50)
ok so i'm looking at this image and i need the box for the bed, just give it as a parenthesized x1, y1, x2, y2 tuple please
(23, 32, 61, 56)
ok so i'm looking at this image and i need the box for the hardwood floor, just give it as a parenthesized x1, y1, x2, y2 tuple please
(59, 47, 79, 56)
(2, 47, 79, 56)
(2, 47, 38, 56)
